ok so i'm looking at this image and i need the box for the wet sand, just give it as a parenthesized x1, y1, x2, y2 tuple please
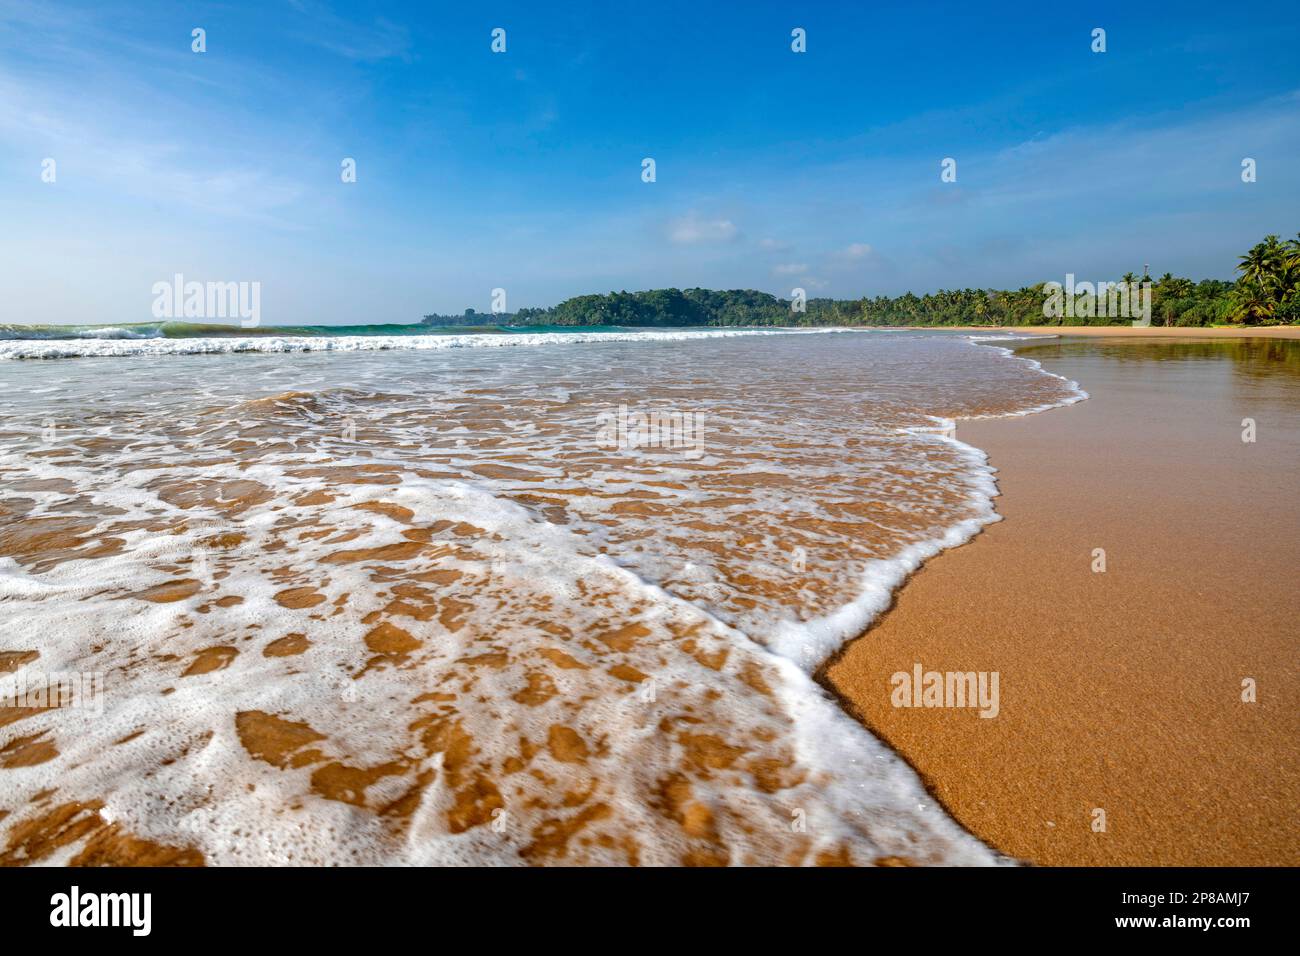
(1014, 325, 1300, 339)
(824, 335, 1300, 865)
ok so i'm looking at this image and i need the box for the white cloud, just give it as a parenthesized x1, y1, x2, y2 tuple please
(668, 215, 739, 245)
(772, 263, 808, 276)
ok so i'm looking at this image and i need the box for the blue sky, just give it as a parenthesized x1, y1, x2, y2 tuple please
(1, 0, 1298, 325)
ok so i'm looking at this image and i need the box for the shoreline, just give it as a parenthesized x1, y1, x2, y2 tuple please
(3, 327, 1294, 865)
(821, 331, 1300, 865)
(1004, 325, 1300, 339)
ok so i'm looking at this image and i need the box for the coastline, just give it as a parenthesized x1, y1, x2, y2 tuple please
(2, 326, 1295, 865)
(821, 332, 1300, 865)
(0, 329, 1042, 866)
(1006, 325, 1300, 339)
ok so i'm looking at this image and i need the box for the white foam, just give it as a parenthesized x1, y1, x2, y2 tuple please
(763, 337, 1088, 668)
(965, 339, 1090, 415)
(0, 329, 1084, 866)
(0, 327, 852, 360)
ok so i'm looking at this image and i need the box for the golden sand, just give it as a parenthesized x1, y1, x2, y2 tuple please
(825, 334, 1300, 865)
(1014, 324, 1300, 339)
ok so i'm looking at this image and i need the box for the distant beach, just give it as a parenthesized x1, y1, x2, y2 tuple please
(1015, 325, 1300, 339)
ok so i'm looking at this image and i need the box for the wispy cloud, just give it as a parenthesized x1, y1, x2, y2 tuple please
(667, 214, 739, 245)
(286, 3, 412, 62)
(0, 72, 308, 225)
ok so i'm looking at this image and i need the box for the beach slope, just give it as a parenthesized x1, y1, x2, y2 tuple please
(824, 335, 1300, 866)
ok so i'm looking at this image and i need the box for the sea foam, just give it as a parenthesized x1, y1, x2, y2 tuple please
(0, 330, 1083, 865)
(0, 326, 849, 360)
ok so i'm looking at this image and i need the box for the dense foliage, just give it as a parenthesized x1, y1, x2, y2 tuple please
(1230, 234, 1300, 324)
(421, 233, 1299, 328)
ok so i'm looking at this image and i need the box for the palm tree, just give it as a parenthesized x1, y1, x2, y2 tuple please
(1280, 234, 1300, 291)
(1238, 236, 1283, 288)
(1230, 284, 1274, 325)
(1230, 235, 1297, 324)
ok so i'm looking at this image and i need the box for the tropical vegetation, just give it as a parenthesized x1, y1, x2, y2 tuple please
(420, 233, 1300, 329)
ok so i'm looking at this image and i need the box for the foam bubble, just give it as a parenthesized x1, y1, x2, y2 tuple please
(0, 330, 1081, 865)
(0, 327, 851, 361)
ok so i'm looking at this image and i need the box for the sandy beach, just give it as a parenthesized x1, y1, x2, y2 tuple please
(1016, 325, 1300, 339)
(824, 332, 1300, 866)
(2, 326, 1295, 866)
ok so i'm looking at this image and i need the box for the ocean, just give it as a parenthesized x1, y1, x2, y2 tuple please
(0, 326, 1084, 865)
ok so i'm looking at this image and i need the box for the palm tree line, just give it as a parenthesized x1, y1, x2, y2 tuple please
(421, 232, 1300, 328)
